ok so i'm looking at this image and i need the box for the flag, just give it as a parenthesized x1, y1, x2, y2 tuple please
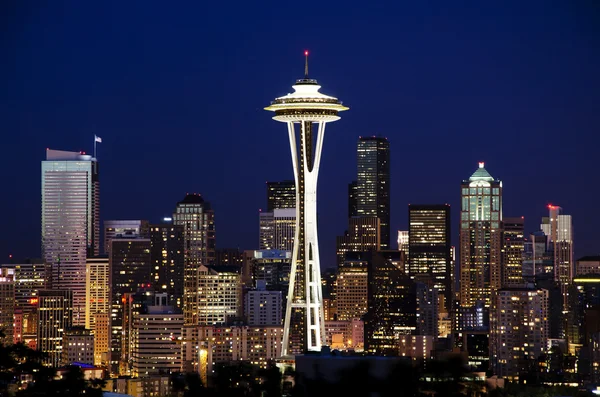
(95, 135, 102, 143)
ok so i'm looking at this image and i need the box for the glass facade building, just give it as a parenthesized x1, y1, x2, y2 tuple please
(408, 204, 452, 313)
(356, 136, 390, 249)
(266, 180, 296, 211)
(42, 149, 99, 327)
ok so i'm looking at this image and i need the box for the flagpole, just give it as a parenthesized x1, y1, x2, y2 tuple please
(94, 136, 97, 159)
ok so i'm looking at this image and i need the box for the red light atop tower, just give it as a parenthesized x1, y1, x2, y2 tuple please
(304, 50, 308, 56)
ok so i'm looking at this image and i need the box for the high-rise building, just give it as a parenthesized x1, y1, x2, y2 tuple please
(85, 255, 110, 366)
(265, 54, 348, 355)
(408, 204, 452, 314)
(173, 194, 216, 326)
(363, 251, 416, 355)
(266, 180, 296, 211)
(397, 230, 409, 257)
(104, 220, 149, 254)
(42, 149, 99, 326)
(356, 136, 390, 249)
(37, 289, 73, 367)
(131, 293, 183, 378)
(335, 253, 368, 321)
(150, 223, 184, 309)
(502, 217, 525, 287)
(1, 259, 47, 347)
(348, 181, 358, 218)
(459, 162, 502, 317)
(336, 217, 380, 267)
(0, 268, 15, 344)
(541, 206, 573, 319)
(214, 248, 244, 268)
(245, 281, 283, 326)
(62, 327, 95, 365)
(493, 287, 549, 379)
(197, 265, 242, 325)
(259, 209, 296, 251)
(523, 232, 554, 278)
(110, 238, 152, 373)
(416, 282, 439, 339)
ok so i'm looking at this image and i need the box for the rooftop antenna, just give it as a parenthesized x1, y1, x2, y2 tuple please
(304, 50, 309, 78)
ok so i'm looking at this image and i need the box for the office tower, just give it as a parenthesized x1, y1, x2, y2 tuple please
(348, 181, 358, 218)
(577, 256, 600, 276)
(321, 268, 337, 321)
(408, 204, 452, 314)
(363, 251, 416, 355)
(243, 250, 291, 291)
(416, 282, 439, 339)
(85, 255, 110, 366)
(523, 232, 554, 278)
(245, 281, 283, 326)
(62, 327, 95, 365)
(493, 287, 549, 379)
(1, 259, 47, 347)
(37, 289, 73, 367)
(335, 253, 368, 321)
(214, 248, 244, 268)
(173, 194, 216, 326)
(150, 223, 184, 309)
(336, 217, 380, 267)
(120, 286, 156, 376)
(397, 230, 409, 256)
(197, 265, 242, 325)
(110, 238, 152, 373)
(502, 217, 525, 286)
(0, 268, 15, 344)
(259, 209, 296, 251)
(104, 220, 149, 254)
(459, 162, 502, 317)
(266, 180, 296, 211)
(356, 136, 391, 249)
(265, 53, 348, 355)
(131, 293, 183, 377)
(42, 149, 99, 326)
(541, 206, 573, 322)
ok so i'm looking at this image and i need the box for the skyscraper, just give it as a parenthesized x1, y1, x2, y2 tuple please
(265, 53, 348, 355)
(266, 180, 296, 211)
(85, 255, 111, 366)
(356, 136, 390, 249)
(42, 149, 99, 326)
(335, 217, 380, 267)
(408, 204, 452, 314)
(150, 223, 184, 309)
(110, 237, 152, 374)
(348, 181, 358, 218)
(541, 205, 573, 313)
(104, 220, 149, 254)
(502, 217, 525, 287)
(173, 194, 216, 326)
(259, 208, 296, 251)
(459, 162, 503, 315)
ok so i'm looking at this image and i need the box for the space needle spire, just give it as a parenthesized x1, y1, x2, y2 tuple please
(265, 52, 348, 357)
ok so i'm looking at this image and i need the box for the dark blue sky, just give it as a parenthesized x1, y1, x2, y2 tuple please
(1, 1, 599, 267)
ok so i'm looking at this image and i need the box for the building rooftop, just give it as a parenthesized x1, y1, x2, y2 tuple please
(468, 162, 495, 182)
(46, 149, 94, 161)
(577, 256, 600, 262)
(178, 193, 206, 205)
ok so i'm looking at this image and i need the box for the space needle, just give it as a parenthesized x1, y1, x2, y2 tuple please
(265, 52, 348, 356)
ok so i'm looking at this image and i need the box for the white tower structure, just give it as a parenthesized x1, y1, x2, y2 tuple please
(265, 52, 348, 356)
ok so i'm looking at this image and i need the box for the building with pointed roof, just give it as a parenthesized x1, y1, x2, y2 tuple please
(458, 162, 503, 324)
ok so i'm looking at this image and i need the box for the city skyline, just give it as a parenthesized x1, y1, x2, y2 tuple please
(1, 1, 599, 267)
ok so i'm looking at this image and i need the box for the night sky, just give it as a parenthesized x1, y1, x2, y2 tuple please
(1, 1, 599, 268)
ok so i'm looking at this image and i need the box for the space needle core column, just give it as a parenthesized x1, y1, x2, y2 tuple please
(265, 52, 348, 356)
